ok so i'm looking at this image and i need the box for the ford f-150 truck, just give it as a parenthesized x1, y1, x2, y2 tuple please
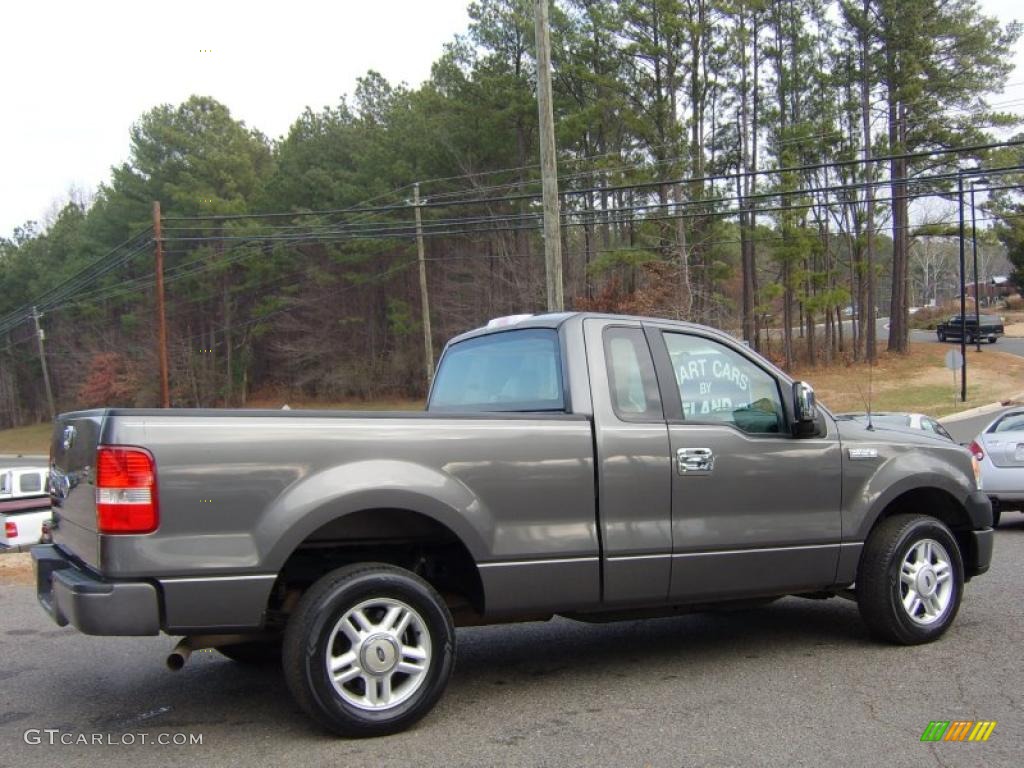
(32, 312, 993, 737)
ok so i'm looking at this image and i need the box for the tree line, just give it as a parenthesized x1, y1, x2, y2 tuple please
(0, 0, 1022, 426)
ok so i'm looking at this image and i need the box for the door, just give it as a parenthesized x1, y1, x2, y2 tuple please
(646, 326, 843, 601)
(583, 319, 672, 605)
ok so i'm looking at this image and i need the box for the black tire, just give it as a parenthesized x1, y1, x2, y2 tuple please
(283, 563, 454, 737)
(857, 514, 964, 645)
(966, 333, 975, 345)
(937, 330, 946, 342)
(217, 640, 282, 665)
(989, 336, 997, 344)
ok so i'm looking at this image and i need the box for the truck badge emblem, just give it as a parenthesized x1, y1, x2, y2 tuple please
(848, 447, 878, 460)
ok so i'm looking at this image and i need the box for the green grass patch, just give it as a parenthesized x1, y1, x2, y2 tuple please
(0, 423, 51, 455)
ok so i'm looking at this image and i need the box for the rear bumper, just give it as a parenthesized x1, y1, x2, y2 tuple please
(980, 460, 1024, 496)
(31, 544, 160, 636)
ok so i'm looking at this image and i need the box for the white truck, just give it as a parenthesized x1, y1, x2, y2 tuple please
(0, 466, 50, 551)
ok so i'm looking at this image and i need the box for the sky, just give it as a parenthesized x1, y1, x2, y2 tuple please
(1, 0, 1022, 239)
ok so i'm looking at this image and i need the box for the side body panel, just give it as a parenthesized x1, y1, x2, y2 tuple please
(52, 410, 598, 627)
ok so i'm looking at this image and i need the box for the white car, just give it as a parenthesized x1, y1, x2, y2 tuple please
(0, 466, 50, 551)
(969, 410, 1024, 526)
(836, 412, 955, 442)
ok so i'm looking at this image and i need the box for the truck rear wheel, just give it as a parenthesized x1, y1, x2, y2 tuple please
(857, 514, 963, 645)
(282, 563, 455, 737)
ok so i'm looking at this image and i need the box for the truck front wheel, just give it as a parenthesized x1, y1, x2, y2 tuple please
(282, 563, 455, 737)
(856, 514, 964, 645)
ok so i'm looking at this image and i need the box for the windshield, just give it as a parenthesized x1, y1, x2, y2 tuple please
(428, 329, 565, 412)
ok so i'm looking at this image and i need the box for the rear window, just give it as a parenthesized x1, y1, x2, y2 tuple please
(428, 329, 565, 412)
(991, 413, 1024, 433)
(18, 472, 43, 494)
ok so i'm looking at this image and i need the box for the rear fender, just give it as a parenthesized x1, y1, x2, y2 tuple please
(262, 460, 491, 571)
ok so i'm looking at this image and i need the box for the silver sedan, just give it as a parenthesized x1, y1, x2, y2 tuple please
(969, 409, 1024, 526)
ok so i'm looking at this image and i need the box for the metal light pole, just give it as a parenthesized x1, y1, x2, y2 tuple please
(970, 181, 981, 352)
(957, 170, 967, 402)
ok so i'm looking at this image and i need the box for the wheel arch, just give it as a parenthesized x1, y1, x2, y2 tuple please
(270, 505, 487, 617)
(857, 485, 978, 576)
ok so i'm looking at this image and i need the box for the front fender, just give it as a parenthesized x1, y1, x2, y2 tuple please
(845, 449, 975, 543)
(261, 459, 492, 571)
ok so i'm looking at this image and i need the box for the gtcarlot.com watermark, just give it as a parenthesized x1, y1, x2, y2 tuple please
(24, 729, 203, 746)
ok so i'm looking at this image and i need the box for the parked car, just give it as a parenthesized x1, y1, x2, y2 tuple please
(1, 467, 51, 551)
(33, 312, 993, 737)
(968, 409, 1024, 526)
(936, 314, 1005, 344)
(835, 412, 955, 442)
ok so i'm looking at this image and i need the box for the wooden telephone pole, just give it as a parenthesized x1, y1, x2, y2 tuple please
(413, 184, 434, 384)
(534, 0, 564, 311)
(31, 306, 56, 421)
(153, 202, 170, 407)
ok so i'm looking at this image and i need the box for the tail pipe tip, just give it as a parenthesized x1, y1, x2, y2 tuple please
(166, 638, 192, 671)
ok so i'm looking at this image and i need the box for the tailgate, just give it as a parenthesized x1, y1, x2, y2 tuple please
(981, 430, 1024, 468)
(49, 410, 107, 569)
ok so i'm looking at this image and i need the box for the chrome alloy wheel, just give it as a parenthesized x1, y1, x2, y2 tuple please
(899, 538, 954, 626)
(325, 597, 432, 711)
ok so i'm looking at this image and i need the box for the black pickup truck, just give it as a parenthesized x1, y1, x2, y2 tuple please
(936, 314, 1005, 344)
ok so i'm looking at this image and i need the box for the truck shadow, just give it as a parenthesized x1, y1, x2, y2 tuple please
(451, 595, 867, 685)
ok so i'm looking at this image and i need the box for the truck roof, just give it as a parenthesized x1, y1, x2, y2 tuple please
(449, 311, 735, 346)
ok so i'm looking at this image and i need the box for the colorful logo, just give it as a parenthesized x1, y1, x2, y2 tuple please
(921, 721, 997, 742)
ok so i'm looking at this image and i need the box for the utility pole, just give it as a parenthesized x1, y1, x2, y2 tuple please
(533, 0, 564, 311)
(153, 201, 170, 408)
(957, 171, 967, 402)
(31, 307, 56, 421)
(413, 184, 434, 384)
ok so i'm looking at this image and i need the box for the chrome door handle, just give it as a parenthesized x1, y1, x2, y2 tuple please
(677, 447, 714, 474)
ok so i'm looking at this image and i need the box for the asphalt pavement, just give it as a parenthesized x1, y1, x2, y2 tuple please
(2, 522, 1023, 768)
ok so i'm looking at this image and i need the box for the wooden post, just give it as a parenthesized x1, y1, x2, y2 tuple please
(413, 184, 434, 384)
(153, 201, 171, 407)
(534, 0, 564, 311)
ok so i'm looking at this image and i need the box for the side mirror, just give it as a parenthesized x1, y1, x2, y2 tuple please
(792, 381, 818, 436)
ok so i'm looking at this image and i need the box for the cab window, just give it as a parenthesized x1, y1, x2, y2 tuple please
(602, 327, 662, 421)
(663, 333, 784, 434)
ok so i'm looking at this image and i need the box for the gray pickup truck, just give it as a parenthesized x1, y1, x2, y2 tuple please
(33, 312, 993, 737)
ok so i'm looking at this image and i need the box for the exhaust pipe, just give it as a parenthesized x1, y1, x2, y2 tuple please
(165, 632, 280, 671)
(166, 638, 192, 671)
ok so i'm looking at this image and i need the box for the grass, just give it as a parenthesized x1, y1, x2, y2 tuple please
(0, 423, 51, 455)
(793, 342, 1024, 417)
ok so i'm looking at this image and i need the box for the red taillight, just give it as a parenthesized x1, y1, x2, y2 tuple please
(969, 440, 985, 462)
(95, 446, 159, 534)
(4, 521, 16, 538)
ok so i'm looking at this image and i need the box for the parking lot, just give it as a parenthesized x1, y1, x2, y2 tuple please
(0, 519, 1019, 768)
